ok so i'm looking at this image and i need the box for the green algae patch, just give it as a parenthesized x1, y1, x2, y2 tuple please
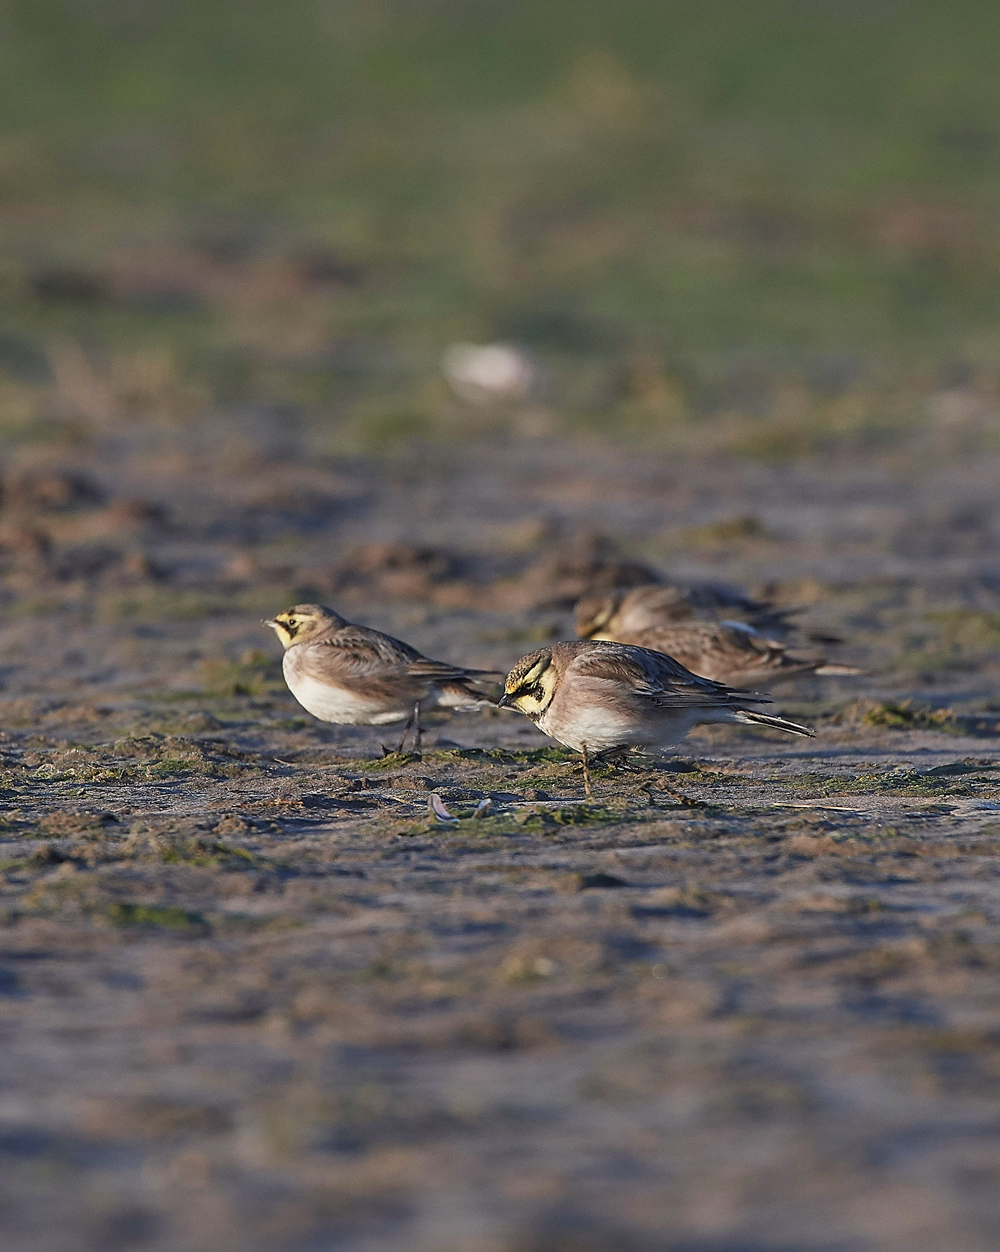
(520, 747, 584, 765)
(777, 764, 1000, 800)
(389, 800, 649, 839)
(392, 813, 523, 839)
(513, 803, 634, 831)
(423, 747, 520, 763)
(355, 752, 422, 770)
(106, 903, 208, 931)
(197, 652, 284, 698)
(860, 700, 958, 731)
(158, 838, 259, 868)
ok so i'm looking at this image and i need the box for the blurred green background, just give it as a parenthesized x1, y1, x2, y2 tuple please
(2, 0, 1000, 455)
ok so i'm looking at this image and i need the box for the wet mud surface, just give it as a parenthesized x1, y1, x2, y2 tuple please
(3, 440, 1000, 1250)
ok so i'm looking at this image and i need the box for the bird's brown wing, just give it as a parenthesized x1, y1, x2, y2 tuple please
(325, 625, 423, 667)
(325, 624, 499, 678)
(620, 621, 808, 684)
(572, 641, 770, 709)
(296, 626, 498, 701)
(290, 642, 419, 703)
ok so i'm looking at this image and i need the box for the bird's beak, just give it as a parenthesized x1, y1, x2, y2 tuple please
(497, 693, 514, 709)
(262, 618, 278, 629)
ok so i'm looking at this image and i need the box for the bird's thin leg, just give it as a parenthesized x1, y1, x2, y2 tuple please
(394, 708, 416, 754)
(413, 702, 422, 755)
(581, 742, 593, 799)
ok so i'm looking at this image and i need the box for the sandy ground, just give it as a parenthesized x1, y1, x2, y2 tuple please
(2, 435, 1000, 1251)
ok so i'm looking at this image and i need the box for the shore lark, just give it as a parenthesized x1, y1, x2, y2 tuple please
(264, 604, 498, 752)
(574, 583, 832, 643)
(579, 619, 860, 689)
(498, 640, 813, 794)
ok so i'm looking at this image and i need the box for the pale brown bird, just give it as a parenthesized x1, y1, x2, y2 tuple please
(574, 582, 842, 644)
(581, 618, 860, 689)
(498, 640, 813, 795)
(264, 604, 498, 752)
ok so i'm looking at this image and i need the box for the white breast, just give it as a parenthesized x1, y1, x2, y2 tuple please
(282, 661, 408, 726)
(538, 703, 635, 753)
(540, 694, 709, 754)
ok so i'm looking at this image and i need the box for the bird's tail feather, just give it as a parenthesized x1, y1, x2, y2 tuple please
(813, 664, 864, 676)
(435, 679, 499, 710)
(734, 709, 815, 737)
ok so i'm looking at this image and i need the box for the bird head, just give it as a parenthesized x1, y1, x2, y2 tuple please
(498, 649, 557, 718)
(573, 593, 620, 640)
(262, 604, 344, 648)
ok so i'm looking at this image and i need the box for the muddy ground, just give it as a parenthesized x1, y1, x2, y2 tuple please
(3, 435, 1000, 1251)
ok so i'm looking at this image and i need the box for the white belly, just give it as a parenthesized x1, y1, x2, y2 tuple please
(283, 668, 408, 726)
(539, 704, 707, 753)
(538, 704, 636, 753)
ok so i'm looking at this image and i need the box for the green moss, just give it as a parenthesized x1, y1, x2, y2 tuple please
(683, 515, 773, 545)
(95, 590, 241, 624)
(355, 752, 421, 770)
(521, 747, 582, 764)
(360, 411, 435, 450)
(862, 700, 958, 731)
(158, 838, 258, 867)
(144, 756, 197, 778)
(514, 803, 629, 830)
(925, 610, 1000, 653)
(423, 748, 519, 764)
(106, 903, 207, 931)
(198, 651, 284, 698)
(782, 766, 995, 798)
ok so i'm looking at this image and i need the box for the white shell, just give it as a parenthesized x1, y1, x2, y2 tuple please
(442, 342, 540, 406)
